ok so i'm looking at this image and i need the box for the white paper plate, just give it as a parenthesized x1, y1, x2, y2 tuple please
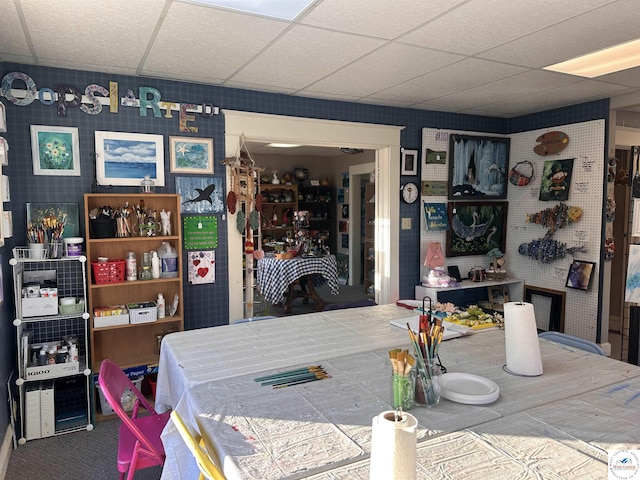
(439, 373, 500, 405)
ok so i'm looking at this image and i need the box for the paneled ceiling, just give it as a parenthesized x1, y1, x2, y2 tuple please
(3, 0, 640, 119)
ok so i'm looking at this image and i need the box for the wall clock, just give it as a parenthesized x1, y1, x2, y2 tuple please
(401, 182, 419, 204)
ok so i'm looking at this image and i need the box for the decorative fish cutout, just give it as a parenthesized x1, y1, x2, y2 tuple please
(183, 183, 216, 205)
(518, 233, 585, 263)
(525, 203, 582, 234)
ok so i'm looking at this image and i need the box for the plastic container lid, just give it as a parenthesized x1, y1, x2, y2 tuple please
(63, 237, 84, 244)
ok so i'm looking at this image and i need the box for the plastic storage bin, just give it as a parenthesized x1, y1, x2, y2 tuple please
(96, 376, 143, 415)
(91, 260, 126, 284)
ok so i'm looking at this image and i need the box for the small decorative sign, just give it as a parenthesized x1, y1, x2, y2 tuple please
(183, 216, 218, 250)
(534, 131, 569, 156)
(188, 250, 215, 285)
(421, 180, 447, 196)
(423, 203, 448, 231)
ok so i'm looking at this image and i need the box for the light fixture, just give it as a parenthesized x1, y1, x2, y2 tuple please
(183, 0, 315, 21)
(266, 143, 301, 148)
(544, 38, 640, 78)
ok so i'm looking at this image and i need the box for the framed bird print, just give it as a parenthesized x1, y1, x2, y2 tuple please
(446, 201, 508, 257)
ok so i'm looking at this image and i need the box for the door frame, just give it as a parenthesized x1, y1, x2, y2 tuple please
(223, 110, 403, 321)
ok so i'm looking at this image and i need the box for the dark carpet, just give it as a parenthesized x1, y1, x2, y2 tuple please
(6, 417, 162, 480)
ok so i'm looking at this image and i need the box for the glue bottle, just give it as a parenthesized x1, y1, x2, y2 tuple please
(151, 251, 160, 279)
(126, 251, 137, 281)
(156, 293, 165, 319)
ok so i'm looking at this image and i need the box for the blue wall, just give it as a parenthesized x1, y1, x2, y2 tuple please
(0, 62, 609, 438)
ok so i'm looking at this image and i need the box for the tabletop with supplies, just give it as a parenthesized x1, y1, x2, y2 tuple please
(157, 304, 640, 480)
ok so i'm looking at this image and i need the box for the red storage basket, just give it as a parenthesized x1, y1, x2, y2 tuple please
(91, 259, 126, 284)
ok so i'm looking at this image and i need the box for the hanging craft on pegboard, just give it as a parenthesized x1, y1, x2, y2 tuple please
(533, 131, 569, 156)
(518, 232, 584, 263)
(539, 158, 574, 201)
(183, 215, 218, 250)
(525, 202, 582, 234)
(188, 250, 215, 285)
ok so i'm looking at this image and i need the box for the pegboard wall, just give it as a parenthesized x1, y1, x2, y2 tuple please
(420, 120, 605, 341)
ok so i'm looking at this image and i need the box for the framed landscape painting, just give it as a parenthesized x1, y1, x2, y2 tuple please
(95, 131, 165, 186)
(448, 134, 510, 199)
(169, 136, 214, 174)
(447, 201, 508, 257)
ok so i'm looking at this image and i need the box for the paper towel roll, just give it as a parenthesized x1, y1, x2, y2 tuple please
(369, 410, 417, 480)
(504, 302, 543, 376)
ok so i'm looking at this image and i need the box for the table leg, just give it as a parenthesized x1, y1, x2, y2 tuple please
(283, 275, 326, 313)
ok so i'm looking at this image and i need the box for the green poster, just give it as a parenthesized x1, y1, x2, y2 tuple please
(184, 215, 218, 250)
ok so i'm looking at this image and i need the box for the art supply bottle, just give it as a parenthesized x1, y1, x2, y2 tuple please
(126, 251, 137, 281)
(158, 242, 178, 278)
(151, 251, 160, 279)
(68, 345, 78, 363)
(157, 293, 165, 319)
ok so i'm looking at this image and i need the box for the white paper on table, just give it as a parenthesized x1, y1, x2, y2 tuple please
(390, 316, 473, 340)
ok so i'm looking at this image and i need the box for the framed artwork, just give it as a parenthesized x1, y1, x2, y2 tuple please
(0, 137, 7, 166)
(539, 158, 574, 201)
(27, 203, 80, 239)
(95, 131, 165, 186)
(401, 149, 418, 175)
(342, 234, 349, 249)
(447, 201, 508, 257)
(626, 245, 640, 302)
(566, 260, 595, 291)
(169, 136, 214, 174)
(30, 125, 80, 176)
(425, 148, 446, 164)
(176, 176, 224, 214)
(187, 251, 215, 285)
(448, 134, 510, 199)
(341, 204, 349, 218)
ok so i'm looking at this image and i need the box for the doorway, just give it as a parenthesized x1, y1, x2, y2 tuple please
(348, 163, 374, 288)
(223, 110, 403, 321)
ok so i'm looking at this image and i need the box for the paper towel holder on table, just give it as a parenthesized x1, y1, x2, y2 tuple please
(502, 301, 543, 377)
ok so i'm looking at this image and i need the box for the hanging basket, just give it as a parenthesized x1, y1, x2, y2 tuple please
(509, 160, 534, 186)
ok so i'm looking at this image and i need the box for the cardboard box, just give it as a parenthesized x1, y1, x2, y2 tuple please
(26, 361, 79, 380)
(22, 297, 58, 317)
(94, 314, 129, 328)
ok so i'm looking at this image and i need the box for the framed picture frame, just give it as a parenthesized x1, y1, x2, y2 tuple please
(95, 131, 165, 186)
(169, 136, 214, 174)
(27, 202, 80, 239)
(566, 260, 595, 291)
(448, 134, 510, 199)
(30, 125, 81, 176)
(447, 201, 508, 257)
(539, 158, 574, 201)
(401, 148, 418, 175)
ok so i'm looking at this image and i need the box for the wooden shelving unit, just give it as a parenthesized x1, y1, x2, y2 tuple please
(298, 185, 336, 253)
(364, 183, 375, 297)
(84, 194, 184, 418)
(259, 185, 298, 244)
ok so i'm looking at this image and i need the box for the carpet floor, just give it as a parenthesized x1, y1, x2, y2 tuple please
(6, 417, 162, 480)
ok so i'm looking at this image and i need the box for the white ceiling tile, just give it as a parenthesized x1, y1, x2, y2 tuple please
(0, 0, 32, 58)
(33, 59, 138, 78)
(0, 53, 35, 64)
(21, 0, 166, 67)
(300, 0, 466, 39)
(230, 25, 384, 89)
(223, 80, 298, 96)
(371, 58, 530, 103)
(305, 44, 463, 97)
(598, 67, 640, 88)
(400, 0, 615, 56)
(143, 2, 289, 80)
(480, 0, 640, 68)
(293, 90, 361, 102)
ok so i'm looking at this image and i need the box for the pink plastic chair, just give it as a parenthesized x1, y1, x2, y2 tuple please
(98, 359, 171, 480)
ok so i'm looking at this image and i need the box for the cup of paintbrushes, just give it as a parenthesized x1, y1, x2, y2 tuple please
(389, 349, 415, 410)
(414, 359, 442, 407)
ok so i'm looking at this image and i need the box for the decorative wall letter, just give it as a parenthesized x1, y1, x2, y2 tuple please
(139, 86, 162, 117)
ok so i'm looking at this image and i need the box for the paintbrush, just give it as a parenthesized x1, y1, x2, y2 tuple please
(254, 366, 323, 382)
(273, 375, 331, 389)
(261, 371, 328, 386)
